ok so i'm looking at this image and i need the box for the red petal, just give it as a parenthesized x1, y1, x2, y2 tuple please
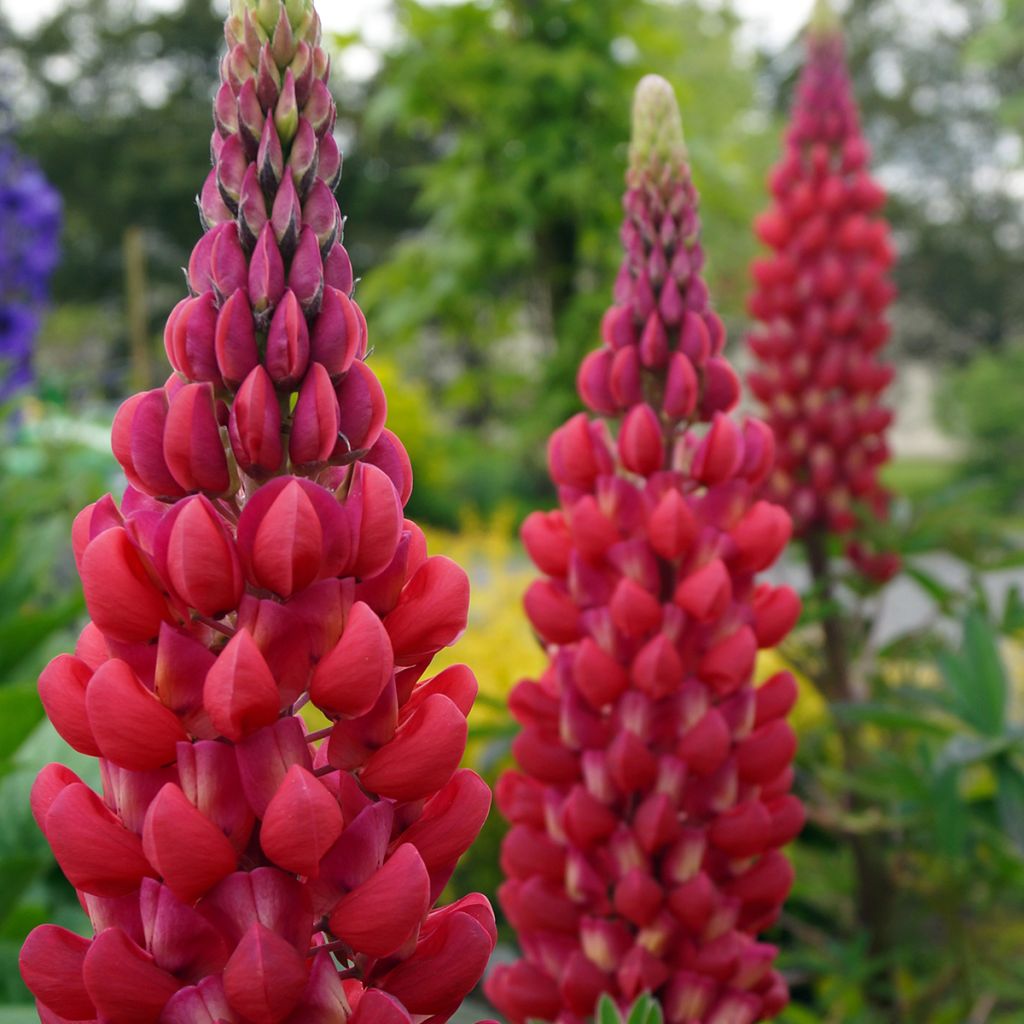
(82, 927, 181, 1023)
(37, 654, 100, 756)
(378, 908, 494, 1015)
(81, 527, 172, 644)
(142, 784, 237, 903)
(310, 601, 394, 718)
(328, 844, 430, 957)
(47, 783, 154, 897)
(261, 765, 343, 877)
(19, 925, 95, 1020)
(85, 659, 187, 770)
(223, 922, 308, 1024)
(383, 556, 469, 664)
(360, 694, 466, 801)
(203, 628, 280, 741)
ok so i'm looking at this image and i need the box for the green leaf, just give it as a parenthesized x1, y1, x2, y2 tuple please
(830, 701, 953, 737)
(930, 766, 967, 860)
(904, 562, 959, 614)
(0, 683, 44, 772)
(936, 733, 1015, 771)
(995, 758, 1024, 855)
(597, 994, 622, 1024)
(0, 593, 84, 682)
(963, 609, 1008, 734)
(938, 611, 1008, 736)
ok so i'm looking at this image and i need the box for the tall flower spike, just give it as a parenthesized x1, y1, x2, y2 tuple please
(746, 0, 899, 583)
(487, 76, 803, 1024)
(19, 2, 496, 1021)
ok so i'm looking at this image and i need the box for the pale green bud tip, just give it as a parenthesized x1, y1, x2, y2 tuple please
(809, 0, 841, 35)
(629, 75, 686, 173)
(230, 0, 314, 34)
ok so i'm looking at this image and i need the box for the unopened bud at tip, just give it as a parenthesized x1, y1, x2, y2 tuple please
(630, 74, 686, 173)
(809, 0, 841, 35)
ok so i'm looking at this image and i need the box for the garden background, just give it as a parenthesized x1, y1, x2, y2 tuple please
(2, 0, 1024, 1020)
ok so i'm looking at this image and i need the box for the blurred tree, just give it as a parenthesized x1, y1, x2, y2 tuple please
(1, 0, 222, 307)
(762, 0, 1024, 363)
(349, 0, 774, 509)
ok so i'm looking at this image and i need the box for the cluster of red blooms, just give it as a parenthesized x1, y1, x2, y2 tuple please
(746, 5, 899, 582)
(486, 77, 804, 1024)
(18, 2, 497, 1021)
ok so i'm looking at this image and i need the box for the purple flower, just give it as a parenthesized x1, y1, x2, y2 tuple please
(0, 135, 62, 401)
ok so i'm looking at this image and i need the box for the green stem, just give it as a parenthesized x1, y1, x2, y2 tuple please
(804, 527, 897, 1015)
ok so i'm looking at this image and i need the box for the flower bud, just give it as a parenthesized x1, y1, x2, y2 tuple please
(290, 362, 340, 467)
(163, 382, 231, 495)
(249, 222, 286, 314)
(265, 288, 310, 388)
(214, 288, 259, 388)
(334, 359, 387, 458)
(289, 224, 325, 314)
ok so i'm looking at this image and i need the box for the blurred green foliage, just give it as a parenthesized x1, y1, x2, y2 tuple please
(356, 0, 772, 504)
(942, 344, 1024, 515)
(0, 405, 115, 1005)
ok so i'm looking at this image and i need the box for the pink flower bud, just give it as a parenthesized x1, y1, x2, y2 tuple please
(249, 222, 286, 314)
(288, 117, 319, 194)
(235, 476, 353, 596)
(214, 288, 259, 388)
(236, 78, 264, 154)
(290, 362, 340, 467)
(202, 628, 280, 741)
(329, 845, 430, 956)
(163, 382, 231, 495)
(610, 346, 643, 407)
(347, 462, 404, 578)
(335, 359, 387, 457)
(165, 291, 219, 383)
(318, 130, 343, 191)
(46, 782, 155, 896)
(311, 601, 394, 718)
(223, 923, 306, 1023)
(265, 288, 310, 388)
(260, 764, 342, 877)
(305, 78, 334, 136)
(112, 389, 185, 499)
(271, 167, 302, 257)
(311, 286, 361, 378)
(85, 659, 187, 771)
(229, 365, 284, 476)
(303, 178, 340, 252)
(364, 429, 414, 508)
(618, 403, 664, 476)
(577, 348, 617, 414)
(215, 133, 247, 212)
(288, 224, 325, 314)
(199, 168, 232, 229)
(237, 164, 268, 246)
(155, 495, 243, 617)
(81, 527, 173, 644)
(324, 241, 354, 293)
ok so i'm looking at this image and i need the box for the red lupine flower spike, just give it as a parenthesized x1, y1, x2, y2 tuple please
(20, 1, 493, 1018)
(746, 0, 899, 582)
(488, 76, 802, 1024)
